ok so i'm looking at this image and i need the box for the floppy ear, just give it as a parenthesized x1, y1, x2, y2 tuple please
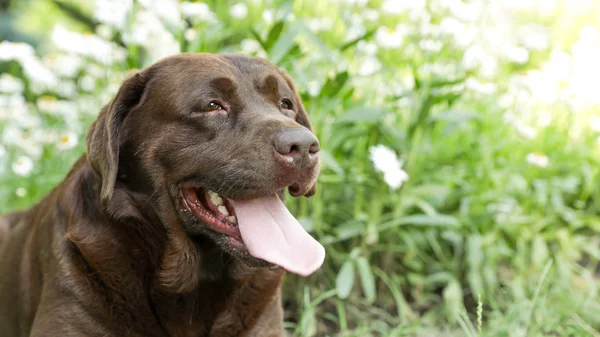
(86, 70, 149, 207)
(278, 70, 318, 197)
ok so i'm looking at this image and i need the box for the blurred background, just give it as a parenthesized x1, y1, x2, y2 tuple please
(1, 0, 600, 336)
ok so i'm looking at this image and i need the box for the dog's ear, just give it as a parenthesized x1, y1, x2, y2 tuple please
(279, 70, 318, 197)
(86, 70, 149, 207)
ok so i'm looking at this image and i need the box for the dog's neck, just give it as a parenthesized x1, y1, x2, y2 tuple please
(56, 156, 284, 336)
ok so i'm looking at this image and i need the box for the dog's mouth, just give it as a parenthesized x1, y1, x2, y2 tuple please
(181, 186, 244, 246)
(180, 183, 325, 276)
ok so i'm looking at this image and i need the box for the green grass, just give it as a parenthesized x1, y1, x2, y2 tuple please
(1, 0, 600, 336)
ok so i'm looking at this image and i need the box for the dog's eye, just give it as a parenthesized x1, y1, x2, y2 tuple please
(279, 99, 293, 110)
(202, 101, 225, 112)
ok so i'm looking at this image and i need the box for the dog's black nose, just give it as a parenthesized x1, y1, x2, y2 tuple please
(274, 128, 320, 168)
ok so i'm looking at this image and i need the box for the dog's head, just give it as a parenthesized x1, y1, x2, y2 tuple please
(86, 54, 324, 285)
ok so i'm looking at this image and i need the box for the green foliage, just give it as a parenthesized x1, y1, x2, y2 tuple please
(1, 0, 600, 336)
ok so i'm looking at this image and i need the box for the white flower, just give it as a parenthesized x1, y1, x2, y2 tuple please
(184, 28, 198, 41)
(346, 24, 366, 42)
(381, 0, 425, 17)
(518, 24, 550, 51)
(0, 144, 6, 157)
(364, 9, 380, 21)
(449, 0, 482, 22)
(180, 2, 217, 23)
(465, 77, 496, 94)
(44, 54, 83, 78)
(375, 26, 405, 49)
(15, 187, 27, 197)
(357, 41, 378, 55)
(369, 145, 409, 190)
(505, 46, 529, 64)
(93, 0, 133, 29)
(307, 80, 321, 96)
(14, 187, 28, 197)
(0, 74, 24, 94)
(138, 0, 182, 28)
(462, 45, 485, 70)
(56, 80, 78, 98)
(96, 24, 113, 39)
(0, 41, 35, 62)
(2, 124, 23, 145)
(307, 17, 334, 33)
(262, 9, 275, 24)
(370, 145, 400, 175)
(357, 56, 381, 76)
(240, 39, 260, 54)
(52, 25, 126, 65)
(19, 57, 58, 88)
(526, 153, 549, 168)
(127, 11, 181, 63)
(56, 131, 79, 150)
(419, 39, 442, 52)
(382, 169, 410, 190)
(440, 17, 462, 35)
(513, 120, 537, 139)
(229, 3, 248, 19)
(37, 96, 77, 117)
(440, 18, 476, 46)
(80, 76, 96, 91)
(12, 156, 34, 176)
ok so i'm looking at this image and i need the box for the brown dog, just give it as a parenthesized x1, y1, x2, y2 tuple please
(0, 54, 325, 337)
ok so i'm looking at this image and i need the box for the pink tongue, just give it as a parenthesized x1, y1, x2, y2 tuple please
(229, 195, 325, 276)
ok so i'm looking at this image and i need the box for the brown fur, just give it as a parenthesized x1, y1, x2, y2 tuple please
(0, 53, 320, 336)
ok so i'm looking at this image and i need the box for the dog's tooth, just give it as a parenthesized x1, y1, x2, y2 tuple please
(208, 190, 223, 206)
(228, 216, 238, 224)
(217, 205, 229, 216)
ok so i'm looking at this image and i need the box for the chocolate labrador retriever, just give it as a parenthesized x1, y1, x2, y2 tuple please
(0, 53, 325, 337)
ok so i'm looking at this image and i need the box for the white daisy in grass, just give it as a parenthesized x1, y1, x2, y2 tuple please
(369, 145, 409, 190)
(381, 0, 425, 18)
(357, 56, 382, 76)
(51, 25, 126, 65)
(20, 57, 58, 88)
(240, 39, 262, 54)
(229, 3, 248, 19)
(364, 9, 379, 21)
(181, 2, 217, 23)
(375, 26, 405, 49)
(56, 132, 79, 151)
(44, 53, 83, 78)
(307, 17, 334, 33)
(12, 156, 34, 177)
(262, 9, 275, 24)
(15, 187, 27, 198)
(307, 80, 321, 97)
(505, 46, 529, 64)
(0, 41, 35, 62)
(80, 76, 96, 92)
(93, 0, 133, 29)
(127, 11, 180, 63)
(138, 0, 181, 28)
(0, 74, 24, 94)
(513, 120, 537, 140)
(526, 152, 549, 168)
(465, 77, 497, 95)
